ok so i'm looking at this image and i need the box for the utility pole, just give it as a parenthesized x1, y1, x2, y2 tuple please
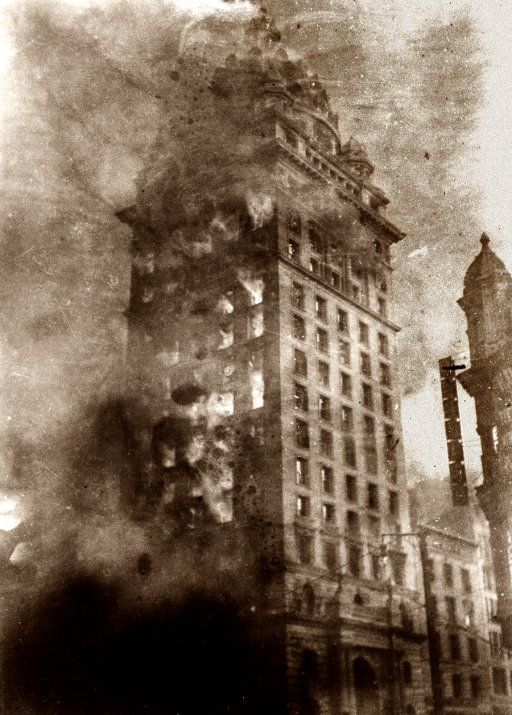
(418, 529, 444, 714)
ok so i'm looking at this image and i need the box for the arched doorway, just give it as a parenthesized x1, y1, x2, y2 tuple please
(353, 657, 379, 714)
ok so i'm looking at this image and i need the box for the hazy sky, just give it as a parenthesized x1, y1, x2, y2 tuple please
(0, 0, 510, 483)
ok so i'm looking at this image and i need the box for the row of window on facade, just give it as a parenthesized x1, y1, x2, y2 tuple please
(290, 261, 387, 318)
(293, 417, 397, 478)
(295, 459, 399, 512)
(434, 628, 480, 663)
(431, 593, 476, 630)
(293, 286, 390, 352)
(283, 173, 391, 266)
(294, 351, 394, 419)
(427, 558, 473, 593)
(293, 377, 392, 426)
(443, 671, 486, 701)
(296, 483, 399, 524)
(295, 528, 406, 584)
(437, 665, 512, 701)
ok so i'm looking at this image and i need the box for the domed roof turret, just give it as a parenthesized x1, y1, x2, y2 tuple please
(463, 233, 512, 291)
(339, 136, 374, 180)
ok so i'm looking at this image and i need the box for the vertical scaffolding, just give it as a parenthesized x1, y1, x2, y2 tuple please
(438, 356, 469, 507)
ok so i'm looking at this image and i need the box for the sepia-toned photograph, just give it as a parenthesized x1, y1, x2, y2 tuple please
(0, 0, 511, 712)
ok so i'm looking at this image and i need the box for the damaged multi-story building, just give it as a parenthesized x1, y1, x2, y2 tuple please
(117, 9, 431, 714)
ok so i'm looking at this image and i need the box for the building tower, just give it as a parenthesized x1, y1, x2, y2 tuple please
(118, 9, 430, 713)
(458, 233, 512, 647)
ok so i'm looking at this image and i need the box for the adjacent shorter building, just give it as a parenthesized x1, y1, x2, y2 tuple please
(411, 479, 512, 714)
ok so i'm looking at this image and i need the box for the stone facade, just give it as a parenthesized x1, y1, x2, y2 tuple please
(118, 9, 431, 713)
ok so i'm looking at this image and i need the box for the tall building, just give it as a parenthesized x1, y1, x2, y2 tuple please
(118, 10, 431, 713)
(457, 234, 512, 648)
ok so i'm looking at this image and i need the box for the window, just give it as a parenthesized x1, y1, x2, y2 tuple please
(378, 297, 387, 317)
(293, 314, 306, 341)
(248, 306, 264, 338)
(390, 551, 406, 586)
(294, 349, 307, 377)
(338, 338, 350, 365)
(348, 545, 361, 577)
(219, 321, 234, 350)
(490, 631, 502, 657)
(309, 225, 322, 253)
(316, 328, 329, 353)
(468, 637, 478, 663)
(371, 553, 381, 580)
(295, 419, 309, 449)
(315, 295, 327, 322)
(295, 457, 309, 486)
(341, 372, 352, 398)
(212, 392, 234, 417)
(296, 530, 313, 564)
(294, 382, 309, 412)
(389, 490, 399, 516)
(470, 674, 481, 700)
(323, 541, 337, 574)
(461, 568, 471, 594)
(318, 361, 329, 387)
(364, 442, 378, 474)
(346, 510, 359, 536)
(402, 661, 412, 686)
(288, 239, 300, 260)
(462, 598, 474, 627)
(319, 394, 331, 422)
(345, 474, 357, 502)
(330, 271, 341, 290)
(378, 332, 389, 357)
(322, 503, 335, 523)
(359, 321, 369, 345)
(320, 429, 333, 458)
(380, 362, 391, 387)
(452, 673, 462, 698)
(368, 515, 380, 540)
(248, 351, 263, 407)
(321, 465, 334, 494)
(449, 633, 460, 660)
(364, 415, 375, 436)
(292, 282, 305, 310)
(360, 352, 371, 377)
(344, 437, 357, 467)
(493, 667, 507, 695)
(362, 383, 374, 410)
(289, 213, 301, 235)
(341, 405, 354, 432)
(310, 258, 320, 275)
(337, 309, 348, 332)
(382, 392, 392, 417)
(368, 483, 379, 510)
(218, 291, 234, 315)
(443, 563, 454, 587)
(445, 596, 456, 623)
(297, 494, 310, 518)
(426, 558, 435, 583)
